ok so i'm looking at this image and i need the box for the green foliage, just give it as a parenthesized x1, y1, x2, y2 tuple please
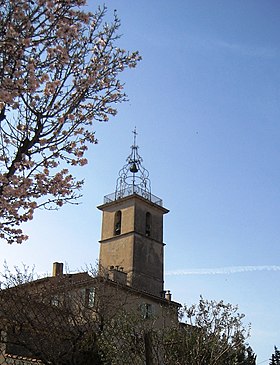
(270, 346, 280, 365)
(164, 296, 256, 365)
(97, 297, 256, 365)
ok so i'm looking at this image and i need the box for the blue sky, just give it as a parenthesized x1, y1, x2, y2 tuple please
(1, 1, 280, 363)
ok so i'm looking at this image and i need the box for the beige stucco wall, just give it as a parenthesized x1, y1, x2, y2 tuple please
(96, 280, 179, 329)
(98, 195, 168, 296)
(99, 234, 135, 273)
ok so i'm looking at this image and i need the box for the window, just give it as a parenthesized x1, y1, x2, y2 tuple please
(85, 288, 95, 308)
(140, 303, 155, 319)
(145, 212, 151, 237)
(114, 210, 122, 235)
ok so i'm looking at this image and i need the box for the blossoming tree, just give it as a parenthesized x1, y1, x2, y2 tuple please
(0, 0, 140, 243)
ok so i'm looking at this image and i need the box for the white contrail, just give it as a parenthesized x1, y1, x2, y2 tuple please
(165, 265, 280, 276)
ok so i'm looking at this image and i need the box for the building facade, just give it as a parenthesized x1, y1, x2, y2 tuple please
(0, 132, 180, 364)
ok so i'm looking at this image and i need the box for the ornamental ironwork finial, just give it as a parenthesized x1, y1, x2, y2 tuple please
(103, 129, 163, 206)
(114, 128, 151, 200)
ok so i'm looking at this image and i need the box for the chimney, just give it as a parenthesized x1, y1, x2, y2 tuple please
(52, 262, 63, 276)
(165, 290, 172, 301)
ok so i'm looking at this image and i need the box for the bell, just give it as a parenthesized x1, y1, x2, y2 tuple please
(130, 162, 138, 173)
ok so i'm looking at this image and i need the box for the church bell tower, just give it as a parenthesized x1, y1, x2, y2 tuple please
(98, 130, 169, 297)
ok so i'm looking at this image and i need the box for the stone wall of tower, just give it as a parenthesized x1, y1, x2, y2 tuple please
(134, 199, 164, 241)
(99, 234, 134, 277)
(100, 199, 135, 241)
(98, 194, 169, 297)
(131, 233, 164, 294)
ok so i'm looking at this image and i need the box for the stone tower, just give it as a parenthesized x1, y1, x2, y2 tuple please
(98, 130, 169, 297)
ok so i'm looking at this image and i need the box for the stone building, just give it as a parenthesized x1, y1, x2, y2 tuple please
(97, 130, 180, 320)
(98, 130, 170, 298)
(0, 132, 180, 364)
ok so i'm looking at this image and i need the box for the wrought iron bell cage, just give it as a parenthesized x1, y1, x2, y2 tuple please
(103, 129, 162, 206)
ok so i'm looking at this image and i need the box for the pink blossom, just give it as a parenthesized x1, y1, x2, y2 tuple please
(0, 0, 140, 244)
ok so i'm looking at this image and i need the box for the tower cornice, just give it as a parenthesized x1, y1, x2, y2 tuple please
(99, 231, 166, 246)
(98, 193, 169, 214)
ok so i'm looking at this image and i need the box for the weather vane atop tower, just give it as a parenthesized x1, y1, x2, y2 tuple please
(132, 126, 137, 146)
